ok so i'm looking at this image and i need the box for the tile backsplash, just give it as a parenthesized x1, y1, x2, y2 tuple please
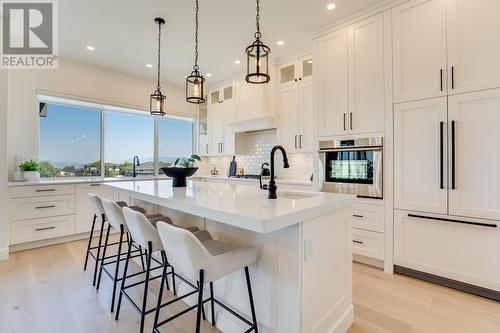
(199, 129, 313, 181)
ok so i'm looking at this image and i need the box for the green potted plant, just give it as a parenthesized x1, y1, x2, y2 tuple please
(19, 159, 41, 182)
(160, 155, 201, 187)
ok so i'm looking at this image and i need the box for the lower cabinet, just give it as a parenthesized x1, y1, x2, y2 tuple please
(11, 215, 76, 245)
(351, 202, 385, 263)
(352, 228, 385, 261)
(394, 209, 500, 292)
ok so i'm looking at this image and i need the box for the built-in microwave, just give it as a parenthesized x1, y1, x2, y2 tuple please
(319, 137, 383, 199)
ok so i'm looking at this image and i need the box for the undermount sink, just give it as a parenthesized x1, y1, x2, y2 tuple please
(275, 190, 322, 200)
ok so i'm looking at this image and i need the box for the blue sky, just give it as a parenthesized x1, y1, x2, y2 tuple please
(39, 104, 193, 166)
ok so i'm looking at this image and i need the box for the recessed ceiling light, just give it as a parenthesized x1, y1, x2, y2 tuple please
(277, 40, 284, 46)
(206, 73, 212, 77)
(326, 3, 336, 10)
(86, 45, 95, 51)
(146, 64, 153, 68)
(234, 60, 241, 64)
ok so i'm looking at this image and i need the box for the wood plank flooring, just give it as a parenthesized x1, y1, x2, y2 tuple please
(0, 238, 499, 332)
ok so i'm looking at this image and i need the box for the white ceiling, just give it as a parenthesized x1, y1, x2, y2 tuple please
(60, 0, 386, 87)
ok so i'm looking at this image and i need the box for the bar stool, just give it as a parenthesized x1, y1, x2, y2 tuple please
(96, 198, 168, 312)
(116, 207, 200, 333)
(153, 221, 259, 333)
(84, 193, 151, 286)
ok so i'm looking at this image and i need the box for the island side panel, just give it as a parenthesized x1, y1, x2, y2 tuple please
(301, 207, 353, 333)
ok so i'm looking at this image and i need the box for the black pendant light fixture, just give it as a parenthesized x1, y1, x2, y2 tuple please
(186, 0, 205, 104)
(245, 0, 270, 84)
(150, 17, 166, 116)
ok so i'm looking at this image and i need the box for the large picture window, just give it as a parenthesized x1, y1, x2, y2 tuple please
(38, 98, 194, 178)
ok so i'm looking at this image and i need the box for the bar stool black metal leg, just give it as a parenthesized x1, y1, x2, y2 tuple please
(171, 266, 177, 296)
(115, 237, 132, 320)
(195, 270, 205, 333)
(110, 225, 124, 312)
(96, 223, 111, 291)
(138, 245, 146, 270)
(160, 251, 170, 292)
(139, 241, 153, 333)
(210, 282, 215, 326)
(197, 280, 206, 321)
(83, 214, 97, 271)
(92, 214, 106, 286)
(245, 266, 258, 333)
(153, 250, 169, 332)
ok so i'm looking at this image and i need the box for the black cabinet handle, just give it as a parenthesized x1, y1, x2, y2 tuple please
(35, 189, 55, 192)
(352, 214, 364, 218)
(343, 113, 347, 131)
(350, 112, 353, 130)
(35, 226, 56, 232)
(451, 120, 456, 189)
(90, 184, 100, 187)
(35, 205, 55, 209)
(353, 240, 364, 245)
(408, 213, 497, 228)
(440, 69, 443, 91)
(451, 66, 455, 89)
(299, 135, 302, 148)
(294, 135, 297, 149)
(439, 121, 444, 189)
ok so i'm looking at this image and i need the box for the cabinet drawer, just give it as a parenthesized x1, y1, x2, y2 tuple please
(352, 203, 384, 233)
(352, 228, 384, 260)
(11, 195, 76, 221)
(11, 215, 76, 244)
(11, 184, 75, 198)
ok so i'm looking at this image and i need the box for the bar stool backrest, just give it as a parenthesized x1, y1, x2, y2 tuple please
(88, 193, 105, 217)
(157, 221, 211, 281)
(101, 198, 127, 232)
(122, 207, 163, 252)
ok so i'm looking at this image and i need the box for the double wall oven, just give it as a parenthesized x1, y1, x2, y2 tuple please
(319, 137, 383, 199)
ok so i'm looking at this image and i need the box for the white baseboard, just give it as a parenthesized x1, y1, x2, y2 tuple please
(0, 247, 9, 260)
(330, 305, 354, 333)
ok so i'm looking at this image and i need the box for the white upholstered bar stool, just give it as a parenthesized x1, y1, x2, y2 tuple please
(154, 222, 259, 333)
(116, 207, 200, 333)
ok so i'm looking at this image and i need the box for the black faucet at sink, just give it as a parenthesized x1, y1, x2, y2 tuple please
(263, 145, 289, 199)
(132, 155, 140, 178)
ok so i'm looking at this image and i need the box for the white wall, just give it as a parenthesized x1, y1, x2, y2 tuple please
(0, 69, 9, 259)
(6, 58, 196, 179)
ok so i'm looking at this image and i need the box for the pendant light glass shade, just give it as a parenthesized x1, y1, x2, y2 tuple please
(245, 0, 270, 84)
(150, 17, 166, 116)
(186, 0, 206, 104)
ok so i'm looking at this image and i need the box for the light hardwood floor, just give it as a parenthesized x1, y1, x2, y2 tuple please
(1, 238, 499, 333)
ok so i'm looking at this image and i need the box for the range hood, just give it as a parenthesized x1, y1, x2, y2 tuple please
(228, 79, 276, 133)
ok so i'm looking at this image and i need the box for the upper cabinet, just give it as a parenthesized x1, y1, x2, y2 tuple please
(392, 0, 447, 103)
(393, 0, 500, 103)
(210, 83, 234, 106)
(196, 95, 209, 155)
(276, 55, 313, 153)
(316, 13, 386, 137)
(206, 81, 235, 156)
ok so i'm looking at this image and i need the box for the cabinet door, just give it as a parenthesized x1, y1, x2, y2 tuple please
(222, 103, 235, 155)
(448, 89, 500, 220)
(208, 106, 224, 155)
(316, 28, 349, 137)
(447, 0, 500, 94)
(394, 97, 448, 214)
(348, 13, 385, 134)
(277, 85, 299, 152)
(277, 60, 297, 89)
(392, 0, 447, 103)
(298, 80, 313, 152)
(299, 55, 313, 83)
(75, 183, 114, 233)
(394, 210, 500, 292)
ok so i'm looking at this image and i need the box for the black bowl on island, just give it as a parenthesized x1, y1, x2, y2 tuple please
(160, 167, 198, 187)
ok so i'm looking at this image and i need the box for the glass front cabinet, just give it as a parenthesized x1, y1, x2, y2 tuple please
(197, 94, 209, 155)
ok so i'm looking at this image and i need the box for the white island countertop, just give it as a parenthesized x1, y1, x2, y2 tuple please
(104, 179, 354, 233)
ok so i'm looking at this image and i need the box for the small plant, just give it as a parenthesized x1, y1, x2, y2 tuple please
(173, 154, 201, 168)
(19, 159, 41, 172)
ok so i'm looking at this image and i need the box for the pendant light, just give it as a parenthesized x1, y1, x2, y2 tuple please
(186, 0, 205, 104)
(150, 17, 166, 116)
(245, 0, 270, 84)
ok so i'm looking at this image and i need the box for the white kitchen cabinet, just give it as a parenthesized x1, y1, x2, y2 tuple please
(394, 210, 500, 292)
(75, 183, 114, 233)
(221, 103, 235, 155)
(392, 0, 447, 103)
(11, 215, 76, 245)
(448, 89, 500, 221)
(352, 203, 385, 233)
(352, 228, 385, 261)
(196, 95, 209, 155)
(447, 0, 500, 95)
(276, 55, 313, 153)
(11, 194, 76, 221)
(209, 83, 234, 105)
(348, 13, 385, 134)
(207, 82, 235, 156)
(394, 97, 448, 214)
(316, 28, 349, 137)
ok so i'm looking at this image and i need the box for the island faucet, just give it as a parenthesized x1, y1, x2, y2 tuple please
(132, 155, 140, 178)
(267, 145, 290, 199)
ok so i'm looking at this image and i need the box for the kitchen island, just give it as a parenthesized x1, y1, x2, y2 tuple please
(104, 179, 355, 333)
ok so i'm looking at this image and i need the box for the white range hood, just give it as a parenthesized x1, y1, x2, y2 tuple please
(228, 78, 276, 133)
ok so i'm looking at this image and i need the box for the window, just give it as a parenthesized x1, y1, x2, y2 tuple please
(158, 117, 193, 169)
(39, 103, 101, 178)
(104, 111, 154, 177)
(38, 98, 194, 178)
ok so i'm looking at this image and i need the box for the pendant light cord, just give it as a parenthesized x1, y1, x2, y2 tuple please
(255, 0, 261, 39)
(156, 21, 162, 89)
(194, 0, 199, 70)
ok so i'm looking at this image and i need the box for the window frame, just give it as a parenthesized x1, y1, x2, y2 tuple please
(36, 96, 195, 179)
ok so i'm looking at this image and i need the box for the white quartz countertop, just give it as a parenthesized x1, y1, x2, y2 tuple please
(196, 175, 313, 186)
(104, 179, 354, 233)
(7, 176, 160, 187)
